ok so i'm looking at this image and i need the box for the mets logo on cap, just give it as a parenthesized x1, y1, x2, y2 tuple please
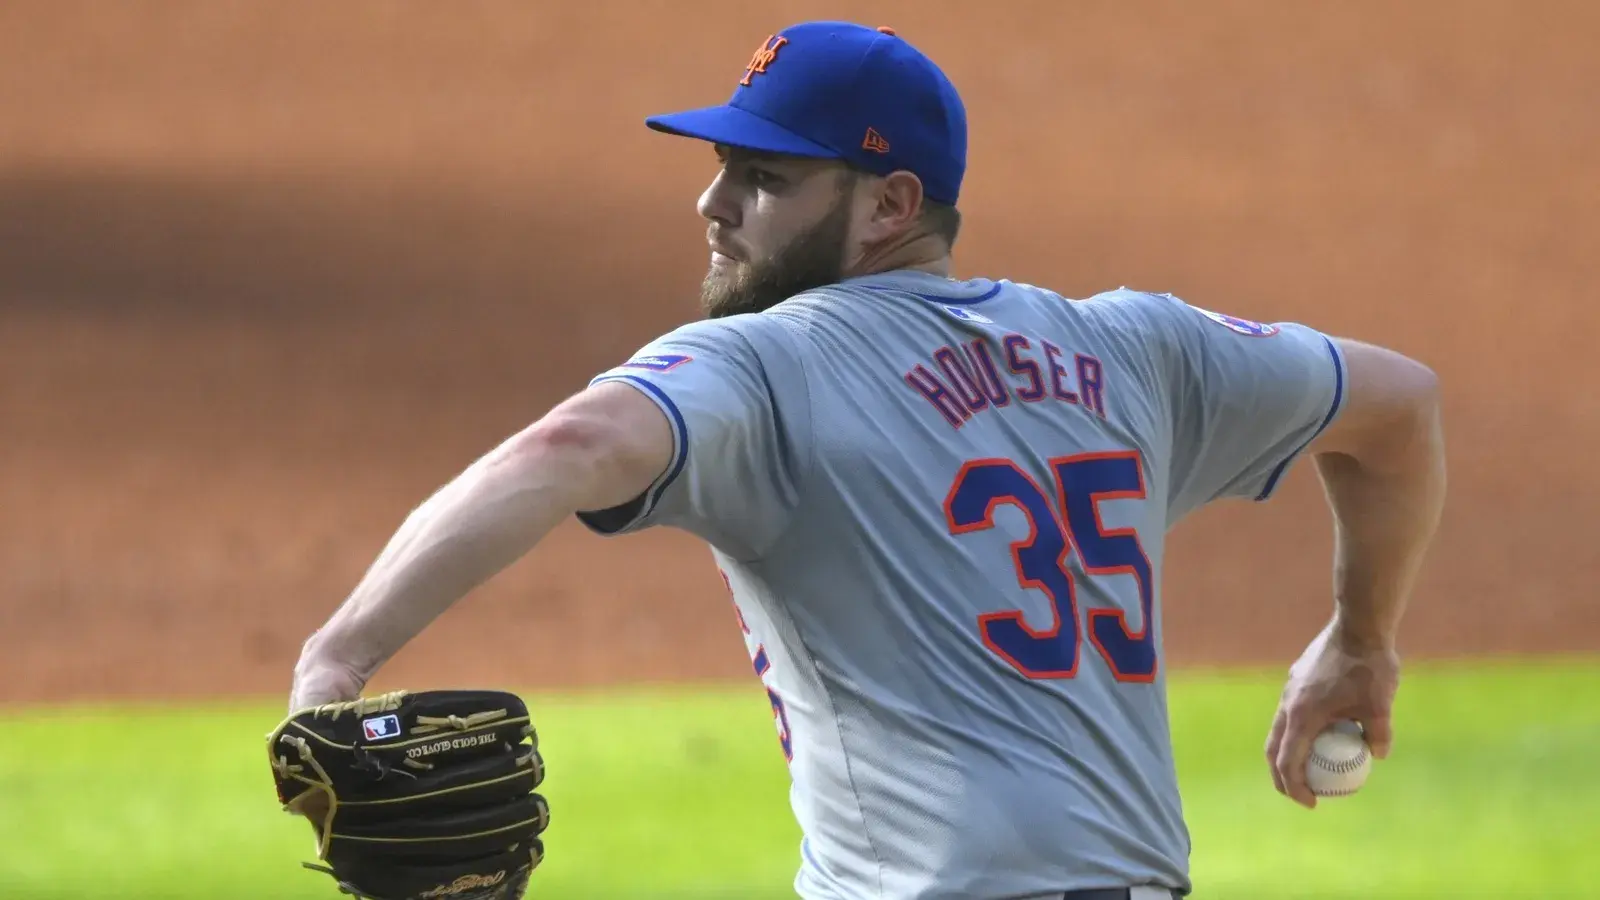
(740, 34, 788, 86)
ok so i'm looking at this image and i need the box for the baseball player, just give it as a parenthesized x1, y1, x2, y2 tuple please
(288, 21, 1447, 900)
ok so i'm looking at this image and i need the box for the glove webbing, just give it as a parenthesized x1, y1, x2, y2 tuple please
(303, 692, 513, 736)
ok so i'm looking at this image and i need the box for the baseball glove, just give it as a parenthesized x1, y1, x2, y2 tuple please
(267, 689, 548, 900)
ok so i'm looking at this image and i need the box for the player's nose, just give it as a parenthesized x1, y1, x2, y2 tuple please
(696, 170, 740, 227)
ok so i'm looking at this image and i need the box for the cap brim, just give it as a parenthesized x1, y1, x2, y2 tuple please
(645, 104, 839, 159)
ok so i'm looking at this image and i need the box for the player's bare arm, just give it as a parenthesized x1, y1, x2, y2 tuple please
(1266, 337, 1447, 809)
(287, 382, 673, 712)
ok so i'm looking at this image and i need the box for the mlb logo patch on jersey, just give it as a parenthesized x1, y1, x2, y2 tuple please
(620, 353, 693, 372)
(1194, 307, 1280, 337)
(943, 305, 993, 324)
(362, 714, 402, 741)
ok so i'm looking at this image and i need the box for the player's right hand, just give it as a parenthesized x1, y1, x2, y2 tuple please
(286, 653, 367, 713)
(1264, 620, 1400, 808)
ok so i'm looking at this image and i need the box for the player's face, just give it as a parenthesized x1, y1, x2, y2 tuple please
(696, 146, 858, 319)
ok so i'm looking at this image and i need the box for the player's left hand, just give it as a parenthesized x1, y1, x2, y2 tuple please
(1265, 619, 1400, 808)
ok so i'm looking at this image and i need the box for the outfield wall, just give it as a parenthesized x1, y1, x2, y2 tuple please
(4, 1, 1596, 702)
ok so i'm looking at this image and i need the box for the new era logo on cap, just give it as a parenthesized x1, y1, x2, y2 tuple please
(362, 714, 401, 740)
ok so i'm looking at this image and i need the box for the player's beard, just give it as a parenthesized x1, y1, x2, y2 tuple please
(699, 191, 852, 320)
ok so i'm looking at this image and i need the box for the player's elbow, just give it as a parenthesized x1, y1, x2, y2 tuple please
(1385, 359, 1442, 463)
(1375, 354, 1441, 428)
(501, 407, 623, 493)
(498, 383, 674, 513)
(517, 407, 618, 461)
(1316, 340, 1442, 467)
(1387, 352, 1440, 409)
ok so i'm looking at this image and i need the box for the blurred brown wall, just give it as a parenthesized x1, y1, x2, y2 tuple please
(3, 1, 1596, 702)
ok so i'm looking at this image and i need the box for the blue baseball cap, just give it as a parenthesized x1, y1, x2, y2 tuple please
(645, 22, 969, 205)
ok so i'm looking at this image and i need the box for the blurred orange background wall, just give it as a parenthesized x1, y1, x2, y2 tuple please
(3, 1, 1595, 702)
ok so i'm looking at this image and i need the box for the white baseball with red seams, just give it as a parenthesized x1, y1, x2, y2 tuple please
(1306, 719, 1373, 796)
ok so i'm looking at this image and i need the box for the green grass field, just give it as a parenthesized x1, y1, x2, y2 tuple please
(2, 658, 1596, 899)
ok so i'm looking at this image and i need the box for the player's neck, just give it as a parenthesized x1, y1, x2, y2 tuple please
(846, 233, 953, 280)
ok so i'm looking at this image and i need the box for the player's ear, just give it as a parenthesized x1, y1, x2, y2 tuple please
(871, 170, 926, 236)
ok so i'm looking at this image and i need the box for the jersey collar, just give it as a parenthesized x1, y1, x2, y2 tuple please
(840, 269, 1002, 305)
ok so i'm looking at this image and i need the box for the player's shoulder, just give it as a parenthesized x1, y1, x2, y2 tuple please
(1076, 287, 1191, 321)
(1030, 287, 1187, 352)
(622, 312, 807, 376)
(1075, 287, 1291, 339)
(606, 318, 739, 376)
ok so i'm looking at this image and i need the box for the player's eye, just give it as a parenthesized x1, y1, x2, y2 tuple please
(745, 167, 784, 189)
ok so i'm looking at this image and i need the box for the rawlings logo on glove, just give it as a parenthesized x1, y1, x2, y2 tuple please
(421, 872, 509, 897)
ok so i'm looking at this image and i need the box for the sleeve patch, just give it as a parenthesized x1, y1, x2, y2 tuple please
(620, 353, 694, 372)
(1194, 307, 1280, 337)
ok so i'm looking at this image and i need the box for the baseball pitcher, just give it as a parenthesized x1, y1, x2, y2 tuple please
(287, 21, 1447, 900)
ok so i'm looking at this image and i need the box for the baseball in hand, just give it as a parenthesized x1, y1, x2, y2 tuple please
(1304, 720, 1373, 797)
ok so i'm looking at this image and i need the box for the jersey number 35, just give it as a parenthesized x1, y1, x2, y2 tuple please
(945, 450, 1157, 683)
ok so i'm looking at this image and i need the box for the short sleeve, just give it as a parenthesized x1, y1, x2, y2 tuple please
(574, 315, 812, 561)
(1110, 292, 1346, 519)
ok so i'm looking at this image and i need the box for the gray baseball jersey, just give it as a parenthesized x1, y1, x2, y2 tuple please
(577, 270, 1346, 899)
